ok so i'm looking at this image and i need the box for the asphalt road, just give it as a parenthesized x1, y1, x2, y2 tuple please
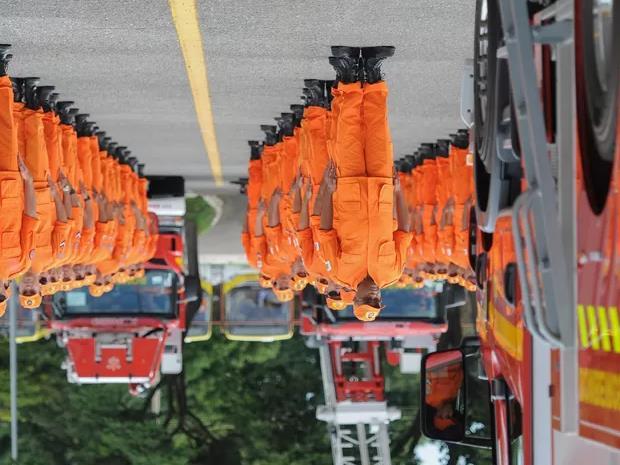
(2, 0, 475, 256)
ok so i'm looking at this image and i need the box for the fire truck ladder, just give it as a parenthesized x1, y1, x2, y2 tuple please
(316, 340, 401, 465)
(497, 0, 575, 348)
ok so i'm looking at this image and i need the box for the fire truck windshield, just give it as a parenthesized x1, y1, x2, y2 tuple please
(52, 270, 179, 318)
(334, 281, 442, 321)
(224, 285, 292, 337)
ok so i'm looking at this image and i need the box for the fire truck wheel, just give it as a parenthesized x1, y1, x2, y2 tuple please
(576, 0, 619, 214)
(473, 0, 522, 233)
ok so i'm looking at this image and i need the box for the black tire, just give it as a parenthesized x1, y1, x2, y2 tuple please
(147, 175, 185, 199)
(576, 0, 619, 214)
(473, 0, 522, 232)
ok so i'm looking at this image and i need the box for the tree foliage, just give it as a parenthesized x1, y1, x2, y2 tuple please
(0, 333, 329, 465)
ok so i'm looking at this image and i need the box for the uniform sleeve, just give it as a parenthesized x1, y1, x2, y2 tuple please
(145, 233, 158, 262)
(51, 221, 71, 265)
(264, 225, 284, 258)
(296, 228, 314, 267)
(316, 229, 341, 277)
(77, 227, 96, 263)
(250, 235, 267, 269)
(310, 215, 321, 235)
(393, 230, 413, 274)
(241, 231, 251, 258)
(13, 214, 38, 278)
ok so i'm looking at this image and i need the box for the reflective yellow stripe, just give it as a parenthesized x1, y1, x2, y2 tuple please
(488, 296, 523, 361)
(577, 304, 589, 349)
(609, 306, 620, 353)
(598, 306, 612, 352)
(580, 368, 620, 411)
(587, 305, 600, 350)
(168, 0, 223, 185)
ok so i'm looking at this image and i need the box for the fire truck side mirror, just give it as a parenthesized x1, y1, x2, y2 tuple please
(421, 344, 495, 449)
(420, 349, 466, 442)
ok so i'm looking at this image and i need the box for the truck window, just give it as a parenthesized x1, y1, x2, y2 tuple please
(507, 391, 524, 465)
(464, 351, 493, 441)
(224, 286, 292, 337)
(333, 281, 443, 321)
(53, 270, 178, 318)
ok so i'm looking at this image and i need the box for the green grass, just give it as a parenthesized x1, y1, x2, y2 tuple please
(186, 196, 216, 235)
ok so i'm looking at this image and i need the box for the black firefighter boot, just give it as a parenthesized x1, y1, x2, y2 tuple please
(23, 77, 41, 110)
(56, 101, 75, 125)
(248, 140, 261, 160)
(278, 112, 295, 138)
(95, 131, 107, 151)
(436, 139, 450, 158)
(261, 125, 278, 146)
(322, 80, 335, 109)
(10, 77, 24, 103)
(451, 130, 470, 149)
(290, 104, 305, 127)
(0, 44, 12, 77)
(74, 114, 90, 137)
(107, 142, 119, 159)
(47, 92, 59, 113)
(36, 85, 55, 112)
(328, 46, 360, 84)
(303, 79, 323, 107)
(419, 143, 436, 162)
(115, 146, 128, 164)
(67, 108, 80, 127)
(361, 46, 395, 84)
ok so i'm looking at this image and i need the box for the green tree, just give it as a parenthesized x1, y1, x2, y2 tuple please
(0, 333, 329, 465)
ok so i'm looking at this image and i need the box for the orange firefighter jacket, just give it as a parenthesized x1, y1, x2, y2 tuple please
(317, 178, 412, 289)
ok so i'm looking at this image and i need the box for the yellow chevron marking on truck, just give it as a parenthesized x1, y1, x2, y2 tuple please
(578, 304, 620, 352)
(578, 304, 589, 349)
(488, 296, 523, 361)
(609, 307, 620, 353)
(598, 306, 612, 352)
(587, 305, 601, 350)
(580, 368, 620, 411)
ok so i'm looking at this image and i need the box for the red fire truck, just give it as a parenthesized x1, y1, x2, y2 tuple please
(419, 1, 619, 464)
(48, 176, 201, 391)
(302, 282, 469, 464)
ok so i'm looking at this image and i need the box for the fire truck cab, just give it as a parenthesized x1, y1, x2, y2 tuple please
(48, 175, 201, 390)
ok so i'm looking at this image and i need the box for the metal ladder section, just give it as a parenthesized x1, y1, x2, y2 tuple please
(498, 0, 575, 348)
(328, 423, 392, 465)
(316, 341, 399, 465)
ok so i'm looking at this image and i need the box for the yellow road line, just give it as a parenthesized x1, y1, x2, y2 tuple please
(598, 306, 612, 352)
(169, 0, 223, 185)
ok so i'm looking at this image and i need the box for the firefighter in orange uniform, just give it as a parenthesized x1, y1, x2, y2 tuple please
(317, 46, 412, 322)
(418, 143, 440, 280)
(0, 47, 40, 313)
(449, 130, 475, 288)
(434, 139, 453, 280)
(241, 141, 263, 269)
(255, 188, 297, 302)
